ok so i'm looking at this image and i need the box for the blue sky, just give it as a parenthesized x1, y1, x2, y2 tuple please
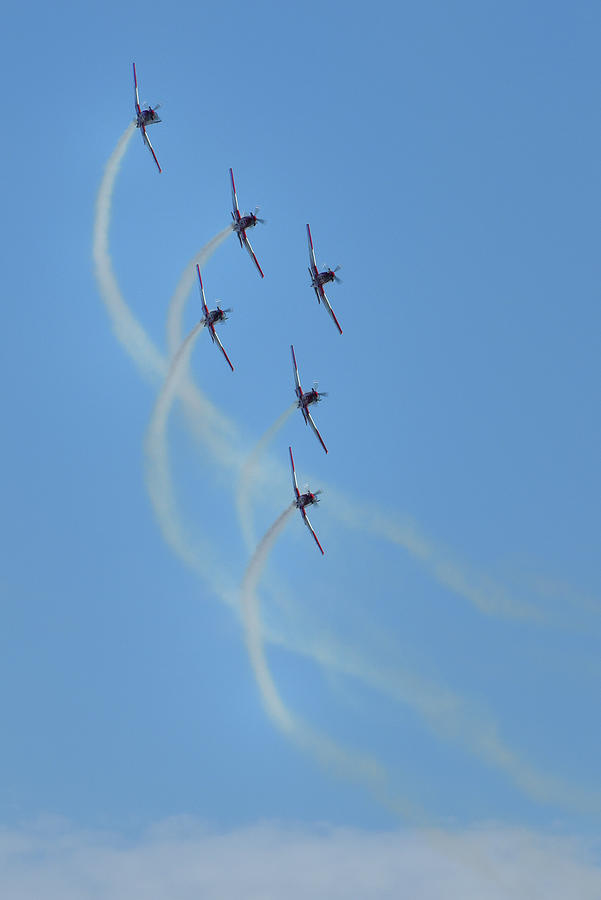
(1, 0, 600, 895)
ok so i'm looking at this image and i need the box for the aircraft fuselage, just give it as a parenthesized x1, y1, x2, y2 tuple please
(299, 390, 319, 409)
(234, 214, 257, 232)
(297, 492, 317, 510)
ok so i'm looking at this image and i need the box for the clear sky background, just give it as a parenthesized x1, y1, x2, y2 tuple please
(1, 1, 600, 896)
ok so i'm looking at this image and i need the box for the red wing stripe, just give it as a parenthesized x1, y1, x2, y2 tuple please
(307, 412, 328, 454)
(148, 143, 162, 174)
(307, 223, 318, 271)
(328, 307, 343, 335)
(289, 446, 300, 499)
(133, 62, 141, 115)
(196, 265, 209, 316)
(322, 293, 343, 335)
(302, 509, 324, 555)
(214, 332, 234, 372)
(291, 344, 302, 394)
(243, 235, 264, 278)
(229, 167, 239, 215)
(142, 126, 162, 173)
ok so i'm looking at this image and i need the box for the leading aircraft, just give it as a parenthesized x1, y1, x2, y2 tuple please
(133, 62, 162, 173)
(291, 344, 328, 454)
(306, 223, 343, 335)
(229, 168, 265, 278)
(196, 265, 234, 372)
(289, 446, 324, 555)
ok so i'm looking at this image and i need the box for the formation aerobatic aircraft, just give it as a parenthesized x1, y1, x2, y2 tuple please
(306, 223, 343, 335)
(289, 446, 324, 555)
(196, 265, 234, 372)
(291, 345, 328, 454)
(229, 168, 265, 278)
(133, 62, 162, 173)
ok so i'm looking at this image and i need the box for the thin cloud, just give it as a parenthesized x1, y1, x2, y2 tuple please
(1, 819, 600, 900)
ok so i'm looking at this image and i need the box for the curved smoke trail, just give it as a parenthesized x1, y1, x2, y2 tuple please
(236, 403, 297, 550)
(93, 129, 536, 624)
(166, 226, 234, 359)
(240, 505, 297, 731)
(234, 411, 541, 621)
(93, 132, 598, 815)
(143, 321, 243, 608)
(93, 123, 165, 384)
(240, 505, 412, 815)
(92, 127, 240, 465)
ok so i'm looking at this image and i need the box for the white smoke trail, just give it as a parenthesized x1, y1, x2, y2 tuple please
(93, 131, 597, 815)
(241, 531, 524, 897)
(240, 505, 297, 731)
(93, 125, 536, 625)
(236, 403, 297, 550)
(268, 618, 601, 814)
(166, 226, 234, 359)
(233, 408, 541, 621)
(92, 123, 166, 384)
(240, 505, 416, 816)
(326, 489, 544, 621)
(144, 322, 238, 605)
(92, 128, 240, 467)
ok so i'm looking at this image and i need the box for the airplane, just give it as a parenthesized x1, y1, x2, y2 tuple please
(229, 167, 265, 278)
(291, 344, 328, 454)
(133, 62, 162, 173)
(306, 223, 343, 335)
(289, 446, 324, 555)
(196, 264, 234, 371)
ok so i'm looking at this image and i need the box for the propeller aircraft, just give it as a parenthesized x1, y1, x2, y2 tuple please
(289, 446, 324, 555)
(132, 62, 162, 173)
(291, 344, 328, 454)
(196, 265, 234, 372)
(306, 223, 343, 334)
(229, 167, 265, 278)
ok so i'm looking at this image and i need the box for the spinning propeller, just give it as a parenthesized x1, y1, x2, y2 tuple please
(302, 483, 323, 500)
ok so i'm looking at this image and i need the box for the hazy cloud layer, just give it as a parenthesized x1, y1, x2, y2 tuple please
(1, 819, 600, 900)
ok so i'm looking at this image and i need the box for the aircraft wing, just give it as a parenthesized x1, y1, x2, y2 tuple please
(196, 265, 210, 318)
(210, 326, 234, 372)
(306, 223, 318, 275)
(229, 167, 240, 219)
(310, 280, 323, 305)
(320, 289, 343, 335)
(291, 344, 302, 398)
(133, 62, 141, 116)
(305, 409, 328, 454)
(141, 124, 162, 173)
(289, 446, 300, 500)
(301, 506, 325, 555)
(241, 231, 264, 278)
